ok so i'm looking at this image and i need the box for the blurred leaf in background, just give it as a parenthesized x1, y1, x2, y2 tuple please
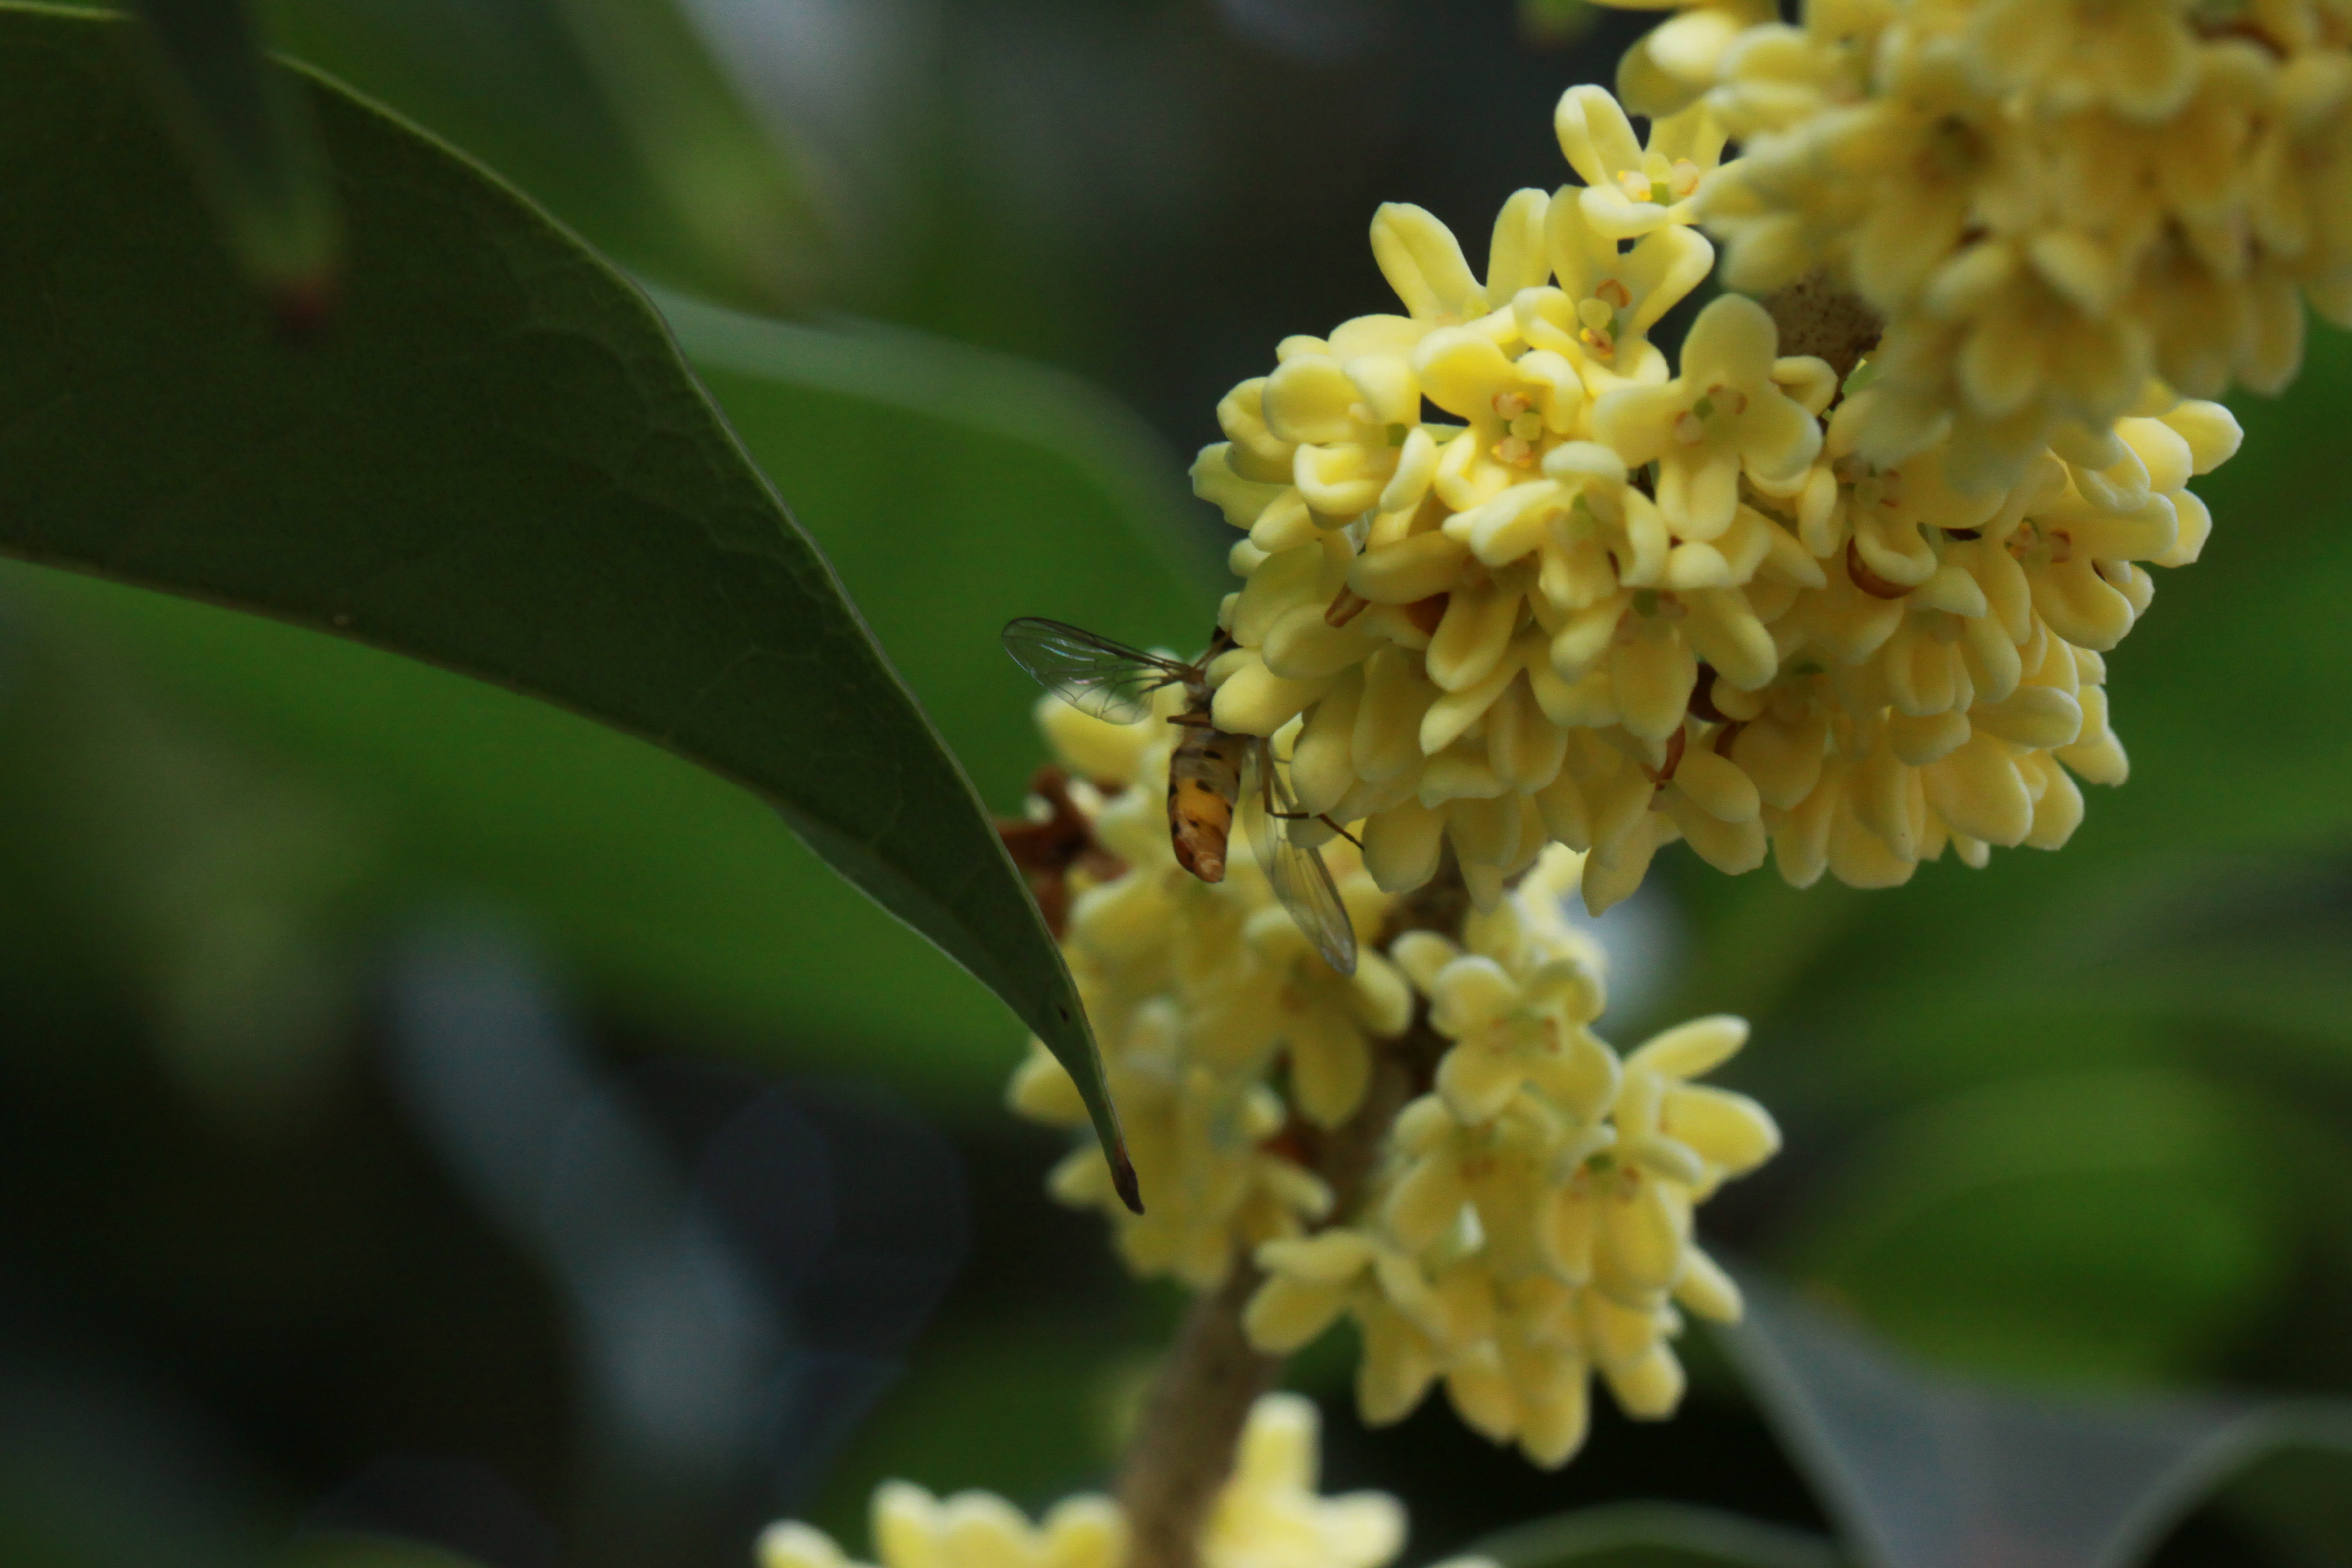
(258, 0, 823, 311)
(126, 0, 340, 308)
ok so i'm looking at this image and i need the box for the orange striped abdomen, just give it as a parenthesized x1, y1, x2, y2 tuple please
(1168, 718, 1243, 884)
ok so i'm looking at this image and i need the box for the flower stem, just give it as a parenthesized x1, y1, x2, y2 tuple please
(1111, 860, 1468, 1568)
(1115, 1261, 1283, 1568)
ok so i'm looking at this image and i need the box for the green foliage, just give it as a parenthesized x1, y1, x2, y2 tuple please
(123, 0, 338, 296)
(0, 5, 1129, 1179)
(257, 0, 817, 310)
(1477, 1501, 1844, 1568)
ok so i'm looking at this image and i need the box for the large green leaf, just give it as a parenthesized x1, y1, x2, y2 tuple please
(0, 3, 1135, 1200)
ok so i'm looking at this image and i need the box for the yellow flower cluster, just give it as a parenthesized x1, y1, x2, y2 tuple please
(1240, 852, 1776, 1468)
(1193, 84, 2240, 912)
(758, 1395, 1450, 1568)
(1671, 0, 2348, 488)
(1009, 695, 1412, 1288)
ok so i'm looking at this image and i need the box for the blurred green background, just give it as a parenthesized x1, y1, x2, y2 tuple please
(5, 1, 2352, 1566)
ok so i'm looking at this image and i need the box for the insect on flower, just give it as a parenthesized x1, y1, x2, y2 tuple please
(1001, 617, 1360, 976)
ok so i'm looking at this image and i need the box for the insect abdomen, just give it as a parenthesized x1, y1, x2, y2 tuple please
(1168, 715, 1242, 884)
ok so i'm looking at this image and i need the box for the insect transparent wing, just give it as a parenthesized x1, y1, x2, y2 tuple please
(1000, 617, 1188, 725)
(1244, 744, 1360, 976)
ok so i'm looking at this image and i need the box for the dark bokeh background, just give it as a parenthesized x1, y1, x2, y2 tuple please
(6, 1, 2352, 1565)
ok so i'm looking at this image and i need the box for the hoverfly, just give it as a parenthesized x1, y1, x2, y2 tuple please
(1001, 617, 1359, 976)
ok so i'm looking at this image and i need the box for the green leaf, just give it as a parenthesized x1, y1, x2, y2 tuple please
(1722, 1272, 2352, 1568)
(1475, 1501, 1845, 1568)
(1772, 1068, 2291, 1385)
(123, 0, 339, 301)
(546, 0, 825, 307)
(255, 0, 820, 311)
(0, 4, 1135, 1201)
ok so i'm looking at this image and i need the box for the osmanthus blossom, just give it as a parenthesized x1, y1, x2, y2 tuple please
(1195, 70, 2241, 915)
(1005, 693, 1399, 1289)
(1240, 850, 1776, 1469)
(757, 1396, 1471, 1568)
(1688, 0, 2348, 488)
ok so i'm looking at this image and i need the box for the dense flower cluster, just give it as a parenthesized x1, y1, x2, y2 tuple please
(1241, 855, 1776, 1468)
(759, 1395, 1446, 1568)
(1007, 692, 1774, 1466)
(1667, 0, 2342, 489)
(1193, 84, 2241, 913)
(1009, 693, 1410, 1288)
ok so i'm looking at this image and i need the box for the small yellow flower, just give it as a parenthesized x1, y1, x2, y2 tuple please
(758, 1396, 1421, 1568)
(1591, 295, 1828, 539)
(1204, 1395, 1406, 1568)
(1240, 854, 1772, 1464)
(756, 1486, 1123, 1568)
(1555, 86, 1727, 237)
(1967, 0, 2201, 123)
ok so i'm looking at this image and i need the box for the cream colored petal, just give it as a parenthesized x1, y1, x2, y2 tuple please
(1681, 293, 1781, 386)
(1664, 794, 1767, 874)
(1363, 798, 1447, 891)
(760, 1521, 853, 1568)
(1292, 1010, 1373, 1128)
(1674, 1247, 1742, 1324)
(1594, 1176, 1687, 1302)
(1414, 326, 1519, 419)
(1610, 633, 1698, 741)
(1265, 602, 1377, 681)
(1437, 1043, 1526, 1125)
(1312, 1495, 1409, 1568)
(1192, 443, 1288, 529)
(1661, 1083, 1781, 1174)
(1243, 1274, 1353, 1353)
(1555, 84, 1644, 187)
(1578, 182, 1672, 242)
(1294, 441, 1389, 516)
(1041, 1499, 1125, 1568)
(1674, 747, 1761, 823)
(1486, 188, 1554, 306)
(1624, 1015, 1748, 1079)
(1371, 203, 1481, 321)
(1426, 588, 1525, 694)
(1263, 354, 1364, 446)
(1214, 656, 1335, 736)
(1736, 388, 1825, 486)
(1623, 226, 1716, 336)
(1259, 1228, 1378, 1282)
(1923, 732, 2033, 846)
(1518, 1372, 1592, 1470)
(874, 1484, 946, 1568)
(1600, 1343, 1686, 1419)
(1357, 1310, 1443, 1425)
(1681, 587, 1778, 691)
(1589, 381, 1686, 467)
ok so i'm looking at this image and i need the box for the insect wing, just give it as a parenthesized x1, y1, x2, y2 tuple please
(1000, 617, 1188, 725)
(1243, 744, 1359, 976)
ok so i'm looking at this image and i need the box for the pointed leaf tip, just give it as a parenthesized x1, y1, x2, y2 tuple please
(1112, 1144, 1144, 1214)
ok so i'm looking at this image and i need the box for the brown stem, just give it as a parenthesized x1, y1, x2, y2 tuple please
(1115, 1263, 1283, 1568)
(1112, 858, 1467, 1568)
